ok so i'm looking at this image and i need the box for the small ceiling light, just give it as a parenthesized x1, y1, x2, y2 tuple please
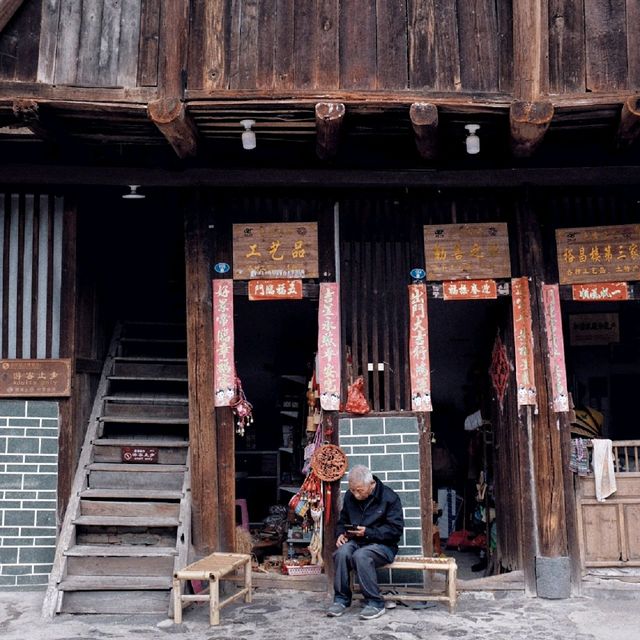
(122, 184, 145, 199)
(240, 119, 256, 150)
(465, 124, 480, 155)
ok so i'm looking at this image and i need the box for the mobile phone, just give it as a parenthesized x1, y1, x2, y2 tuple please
(344, 524, 360, 533)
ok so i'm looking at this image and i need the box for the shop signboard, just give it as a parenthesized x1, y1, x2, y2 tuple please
(248, 279, 303, 300)
(555, 224, 640, 284)
(408, 284, 432, 411)
(571, 282, 629, 301)
(317, 283, 340, 411)
(233, 222, 319, 280)
(511, 278, 536, 406)
(569, 313, 619, 346)
(542, 285, 569, 412)
(442, 279, 498, 300)
(423, 222, 511, 281)
(0, 359, 71, 397)
(213, 279, 235, 406)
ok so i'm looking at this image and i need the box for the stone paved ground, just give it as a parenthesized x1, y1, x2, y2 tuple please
(1, 587, 638, 640)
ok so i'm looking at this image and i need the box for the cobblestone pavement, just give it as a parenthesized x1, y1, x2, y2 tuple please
(1, 587, 638, 640)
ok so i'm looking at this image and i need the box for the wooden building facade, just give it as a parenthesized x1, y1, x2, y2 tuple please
(0, 0, 639, 612)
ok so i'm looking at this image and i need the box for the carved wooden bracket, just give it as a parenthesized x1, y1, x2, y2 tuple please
(315, 102, 345, 160)
(616, 95, 640, 150)
(509, 101, 554, 158)
(410, 103, 438, 161)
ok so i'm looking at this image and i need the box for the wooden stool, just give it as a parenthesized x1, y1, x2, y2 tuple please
(173, 552, 252, 625)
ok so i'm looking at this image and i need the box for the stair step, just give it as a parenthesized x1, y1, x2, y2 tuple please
(98, 416, 189, 424)
(114, 357, 187, 363)
(80, 500, 180, 518)
(102, 394, 188, 404)
(87, 463, 187, 473)
(120, 338, 186, 344)
(60, 590, 170, 613)
(57, 575, 172, 591)
(80, 488, 183, 500)
(65, 545, 177, 557)
(72, 515, 179, 527)
(93, 438, 188, 447)
(108, 375, 188, 382)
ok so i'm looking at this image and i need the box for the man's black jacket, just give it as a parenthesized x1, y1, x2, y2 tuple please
(336, 475, 404, 552)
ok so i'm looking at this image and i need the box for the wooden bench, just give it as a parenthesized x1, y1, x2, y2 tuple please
(172, 552, 252, 625)
(353, 555, 457, 613)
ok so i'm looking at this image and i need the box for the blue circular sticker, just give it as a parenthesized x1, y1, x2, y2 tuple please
(410, 268, 426, 280)
(214, 262, 231, 274)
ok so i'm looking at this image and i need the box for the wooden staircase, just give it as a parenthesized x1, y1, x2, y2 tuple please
(43, 322, 191, 616)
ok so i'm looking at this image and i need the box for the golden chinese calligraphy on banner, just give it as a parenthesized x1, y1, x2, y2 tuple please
(213, 279, 235, 406)
(511, 278, 536, 407)
(0, 359, 71, 397)
(408, 284, 432, 411)
(233, 223, 319, 280)
(555, 224, 640, 284)
(423, 222, 511, 281)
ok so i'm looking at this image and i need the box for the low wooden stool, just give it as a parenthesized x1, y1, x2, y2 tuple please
(173, 552, 252, 625)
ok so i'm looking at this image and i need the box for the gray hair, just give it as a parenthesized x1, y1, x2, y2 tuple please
(348, 465, 373, 485)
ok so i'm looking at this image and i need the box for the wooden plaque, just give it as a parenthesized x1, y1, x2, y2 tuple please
(555, 224, 640, 284)
(248, 279, 303, 300)
(0, 359, 71, 397)
(572, 282, 629, 301)
(424, 222, 511, 281)
(233, 222, 319, 280)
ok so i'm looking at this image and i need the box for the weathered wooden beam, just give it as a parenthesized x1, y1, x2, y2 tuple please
(148, 98, 199, 159)
(0, 0, 25, 33)
(315, 102, 345, 160)
(616, 95, 640, 150)
(509, 100, 554, 157)
(409, 102, 438, 160)
(159, 0, 190, 99)
(11, 99, 71, 146)
(512, 0, 547, 100)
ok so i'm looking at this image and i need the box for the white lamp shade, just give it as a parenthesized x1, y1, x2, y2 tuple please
(242, 129, 256, 150)
(465, 134, 480, 154)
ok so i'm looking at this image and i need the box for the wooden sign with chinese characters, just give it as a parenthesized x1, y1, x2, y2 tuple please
(511, 278, 536, 406)
(408, 284, 432, 411)
(555, 224, 640, 284)
(542, 285, 569, 412)
(317, 283, 340, 410)
(121, 446, 159, 464)
(442, 279, 497, 300)
(213, 280, 235, 406)
(0, 359, 71, 397)
(248, 279, 303, 300)
(569, 313, 619, 346)
(424, 223, 511, 281)
(233, 222, 319, 280)
(571, 282, 629, 301)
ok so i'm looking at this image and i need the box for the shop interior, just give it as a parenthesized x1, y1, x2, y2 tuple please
(233, 295, 322, 576)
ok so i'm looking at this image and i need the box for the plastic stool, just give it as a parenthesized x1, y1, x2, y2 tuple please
(235, 499, 249, 531)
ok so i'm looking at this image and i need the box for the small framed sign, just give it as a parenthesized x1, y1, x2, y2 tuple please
(0, 359, 71, 397)
(569, 313, 619, 346)
(121, 446, 159, 464)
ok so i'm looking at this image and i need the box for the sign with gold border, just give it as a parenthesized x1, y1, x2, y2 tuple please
(0, 359, 71, 397)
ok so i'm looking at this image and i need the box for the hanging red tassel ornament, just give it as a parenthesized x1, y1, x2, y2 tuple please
(325, 483, 332, 522)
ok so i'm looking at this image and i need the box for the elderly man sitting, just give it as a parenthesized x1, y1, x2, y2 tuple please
(327, 464, 404, 620)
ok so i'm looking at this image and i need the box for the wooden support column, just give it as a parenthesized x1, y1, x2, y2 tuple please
(510, 101, 554, 158)
(150, 0, 199, 159)
(511, 1, 551, 156)
(148, 98, 198, 159)
(515, 199, 571, 595)
(0, 0, 25, 33)
(409, 103, 438, 161)
(418, 413, 434, 556)
(315, 103, 345, 160)
(185, 198, 218, 552)
(616, 95, 640, 150)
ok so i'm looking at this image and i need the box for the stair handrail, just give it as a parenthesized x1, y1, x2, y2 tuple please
(41, 323, 124, 618)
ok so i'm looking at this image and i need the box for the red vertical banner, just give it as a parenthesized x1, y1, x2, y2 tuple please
(318, 283, 341, 411)
(542, 284, 570, 412)
(212, 279, 235, 406)
(511, 278, 537, 406)
(408, 284, 432, 411)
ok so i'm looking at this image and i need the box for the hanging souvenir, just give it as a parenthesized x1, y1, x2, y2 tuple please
(311, 444, 348, 482)
(230, 376, 254, 435)
(344, 376, 370, 414)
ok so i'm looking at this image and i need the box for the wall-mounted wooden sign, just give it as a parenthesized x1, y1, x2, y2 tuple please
(233, 222, 319, 280)
(442, 279, 497, 300)
(511, 278, 536, 406)
(121, 446, 159, 464)
(248, 279, 303, 300)
(569, 313, 619, 346)
(555, 224, 640, 284)
(0, 359, 71, 397)
(408, 284, 432, 411)
(572, 282, 629, 301)
(317, 283, 341, 411)
(542, 285, 569, 412)
(213, 280, 235, 406)
(424, 222, 511, 281)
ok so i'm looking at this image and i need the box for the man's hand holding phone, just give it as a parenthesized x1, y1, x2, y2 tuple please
(336, 524, 366, 547)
